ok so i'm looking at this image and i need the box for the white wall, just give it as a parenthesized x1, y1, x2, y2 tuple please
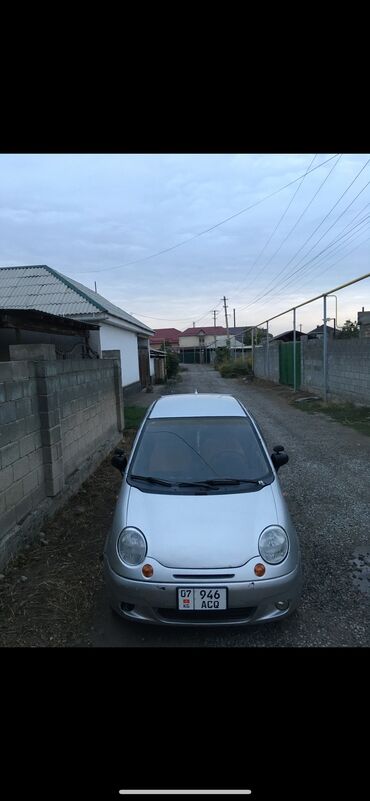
(179, 334, 217, 348)
(99, 323, 140, 387)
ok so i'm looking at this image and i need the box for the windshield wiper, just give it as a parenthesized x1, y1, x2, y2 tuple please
(130, 474, 173, 487)
(177, 481, 220, 490)
(178, 478, 265, 488)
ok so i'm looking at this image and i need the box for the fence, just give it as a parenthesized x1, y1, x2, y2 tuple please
(239, 271, 370, 401)
(0, 344, 124, 569)
(253, 336, 370, 404)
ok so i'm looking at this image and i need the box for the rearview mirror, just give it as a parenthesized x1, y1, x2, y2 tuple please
(111, 453, 128, 473)
(271, 450, 289, 471)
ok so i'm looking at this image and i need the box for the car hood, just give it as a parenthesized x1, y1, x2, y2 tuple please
(126, 484, 279, 569)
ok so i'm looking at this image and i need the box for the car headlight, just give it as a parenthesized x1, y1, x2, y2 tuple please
(117, 527, 147, 566)
(258, 526, 289, 564)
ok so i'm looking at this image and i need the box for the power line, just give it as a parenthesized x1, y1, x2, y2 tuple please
(236, 159, 370, 313)
(294, 230, 370, 296)
(134, 298, 224, 324)
(77, 154, 339, 275)
(274, 158, 370, 281)
(232, 154, 342, 300)
(237, 200, 370, 315)
(267, 213, 370, 302)
(250, 180, 370, 306)
(231, 154, 318, 297)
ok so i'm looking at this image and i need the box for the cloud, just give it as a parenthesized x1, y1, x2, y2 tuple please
(0, 153, 369, 332)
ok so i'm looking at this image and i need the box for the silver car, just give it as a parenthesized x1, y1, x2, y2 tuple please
(104, 393, 302, 626)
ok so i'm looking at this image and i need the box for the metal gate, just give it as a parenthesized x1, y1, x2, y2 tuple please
(279, 342, 301, 387)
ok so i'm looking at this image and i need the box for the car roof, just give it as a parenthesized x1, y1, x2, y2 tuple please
(149, 393, 246, 419)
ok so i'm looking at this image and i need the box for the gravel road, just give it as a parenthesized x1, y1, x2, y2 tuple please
(83, 364, 369, 647)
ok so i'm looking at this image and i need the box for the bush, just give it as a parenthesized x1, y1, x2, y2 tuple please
(165, 349, 180, 379)
(214, 346, 230, 369)
(218, 356, 252, 378)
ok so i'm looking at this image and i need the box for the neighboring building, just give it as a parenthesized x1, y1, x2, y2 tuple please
(270, 329, 308, 343)
(357, 308, 370, 338)
(228, 326, 247, 338)
(149, 327, 181, 352)
(149, 347, 166, 383)
(307, 324, 336, 340)
(179, 326, 226, 363)
(0, 308, 99, 361)
(0, 265, 154, 392)
(206, 334, 251, 362)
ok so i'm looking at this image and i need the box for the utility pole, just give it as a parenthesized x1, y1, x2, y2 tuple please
(233, 309, 236, 359)
(212, 309, 219, 363)
(222, 296, 230, 349)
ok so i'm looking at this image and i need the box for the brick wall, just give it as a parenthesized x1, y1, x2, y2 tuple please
(0, 346, 124, 569)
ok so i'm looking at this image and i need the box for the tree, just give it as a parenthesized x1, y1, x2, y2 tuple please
(243, 327, 271, 345)
(338, 319, 359, 338)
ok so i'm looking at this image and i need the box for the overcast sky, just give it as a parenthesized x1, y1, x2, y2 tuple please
(1, 153, 369, 334)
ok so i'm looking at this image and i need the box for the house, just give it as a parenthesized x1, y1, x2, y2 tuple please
(357, 308, 370, 338)
(149, 327, 181, 352)
(149, 347, 167, 383)
(270, 329, 308, 343)
(206, 334, 251, 362)
(228, 326, 247, 338)
(0, 265, 154, 393)
(179, 326, 226, 363)
(307, 324, 336, 340)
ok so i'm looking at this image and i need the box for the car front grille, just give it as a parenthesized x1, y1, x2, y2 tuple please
(156, 607, 257, 623)
(172, 574, 235, 580)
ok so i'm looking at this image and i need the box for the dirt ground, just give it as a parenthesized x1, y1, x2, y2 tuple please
(0, 429, 136, 647)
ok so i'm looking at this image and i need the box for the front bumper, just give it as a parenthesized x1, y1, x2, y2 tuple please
(104, 557, 302, 626)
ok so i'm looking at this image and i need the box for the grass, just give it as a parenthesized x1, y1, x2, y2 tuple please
(217, 356, 252, 378)
(124, 405, 147, 430)
(293, 398, 370, 436)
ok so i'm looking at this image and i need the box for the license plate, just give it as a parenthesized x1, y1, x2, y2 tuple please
(177, 587, 227, 611)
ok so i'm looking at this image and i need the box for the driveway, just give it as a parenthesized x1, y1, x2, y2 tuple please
(80, 364, 369, 646)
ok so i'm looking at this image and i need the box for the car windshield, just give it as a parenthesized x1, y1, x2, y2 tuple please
(128, 416, 273, 492)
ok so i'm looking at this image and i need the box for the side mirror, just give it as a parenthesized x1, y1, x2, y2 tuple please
(111, 453, 128, 473)
(271, 446, 289, 471)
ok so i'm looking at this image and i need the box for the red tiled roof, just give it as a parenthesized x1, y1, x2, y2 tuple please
(150, 327, 182, 345)
(180, 326, 226, 337)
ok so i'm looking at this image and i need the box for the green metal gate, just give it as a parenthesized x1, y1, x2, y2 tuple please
(181, 349, 211, 364)
(279, 342, 301, 387)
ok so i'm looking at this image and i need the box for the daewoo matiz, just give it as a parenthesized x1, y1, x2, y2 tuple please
(105, 393, 302, 625)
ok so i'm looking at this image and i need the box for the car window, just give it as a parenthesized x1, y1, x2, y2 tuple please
(128, 416, 273, 490)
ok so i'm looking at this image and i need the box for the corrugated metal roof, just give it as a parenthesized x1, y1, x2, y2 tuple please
(0, 265, 153, 334)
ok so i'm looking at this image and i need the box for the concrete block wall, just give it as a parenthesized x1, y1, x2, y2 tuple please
(0, 359, 46, 555)
(254, 337, 370, 404)
(300, 339, 370, 403)
(253, 343, 279, 382)
(58, 359, 119, 481)
(0, 346, 124, 569)
(300, 340, 323, 395)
